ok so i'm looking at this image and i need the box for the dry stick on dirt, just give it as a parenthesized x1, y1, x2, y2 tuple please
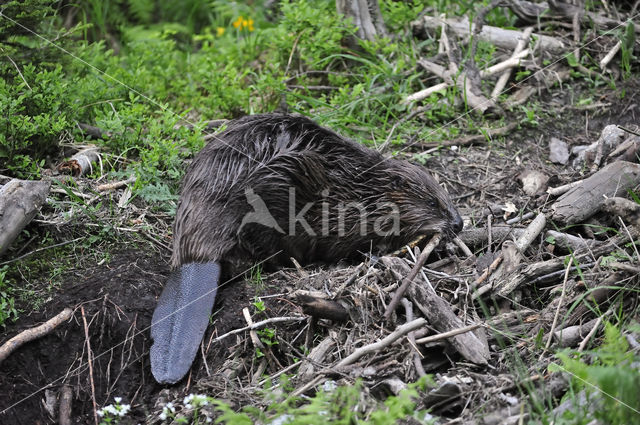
(58, 384, 73, 425)
(577, 316, 604, 352)
(80, 306, 99, 425)
(491, 26, 533, 100)
(242, 307, 283, 370)
(384, 233, 441, 320)
(336, 318, 428, 367)
(0, 307, 73, 363)
(418, 122, 519, 149)
(382, 256, 489, 364)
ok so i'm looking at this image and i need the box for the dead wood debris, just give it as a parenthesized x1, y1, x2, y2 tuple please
(404, 0, 637, 137)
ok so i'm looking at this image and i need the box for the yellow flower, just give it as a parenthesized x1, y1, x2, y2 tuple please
(247, 18, 255, 31)
(232, 16, 243, 29)
(216, 27, 225, 36)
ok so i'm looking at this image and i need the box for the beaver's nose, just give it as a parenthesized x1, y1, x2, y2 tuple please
(452, 211, 464, 233)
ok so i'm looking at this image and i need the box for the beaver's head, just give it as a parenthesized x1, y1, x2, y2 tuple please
(385, 159, 463, 240)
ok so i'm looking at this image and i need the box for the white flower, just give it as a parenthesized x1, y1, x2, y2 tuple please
(206, 417, 212, 423)
(166, 402, 175, 412)
(118, 404, 131, 416)
(159, 412, 167, 420)
(114, 397, 122, 403)
(97, 410, 105, 417)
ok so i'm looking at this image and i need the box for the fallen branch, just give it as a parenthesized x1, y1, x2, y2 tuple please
(491, 27, 533, 99)
(412, 15, 566, 54)
(415, 323, 483, 345)
(336, 317, 427, 367)
(0, 308, 73, 364)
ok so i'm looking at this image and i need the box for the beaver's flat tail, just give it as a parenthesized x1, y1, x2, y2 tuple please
(150, 262, 220, 384)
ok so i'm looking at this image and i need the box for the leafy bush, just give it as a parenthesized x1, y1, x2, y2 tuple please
(0, 266, 18, 327)
(0, 65, 75, 176)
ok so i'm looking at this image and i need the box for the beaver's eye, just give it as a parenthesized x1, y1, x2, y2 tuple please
(426, 199, 437, 208)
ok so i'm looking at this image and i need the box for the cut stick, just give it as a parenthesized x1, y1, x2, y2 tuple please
(384, 233, 441, 320)
(0, 308, 73, 364)
(551, 161, 640, 224)
(491, 27, 533, 100)
(0, 179, 51, 256)
(95, 175, 136, 192)
(480, 48, 530, 77)
(57, 147, 101, 177)
(404, 82, 449, 103)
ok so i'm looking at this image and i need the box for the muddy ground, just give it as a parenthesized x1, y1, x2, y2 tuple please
(0, 78, 639, 424)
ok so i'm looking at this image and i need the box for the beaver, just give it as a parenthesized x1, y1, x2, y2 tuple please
(151, 113, 463, 383)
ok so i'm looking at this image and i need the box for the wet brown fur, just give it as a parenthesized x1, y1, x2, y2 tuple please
(171, 114, 462, 269)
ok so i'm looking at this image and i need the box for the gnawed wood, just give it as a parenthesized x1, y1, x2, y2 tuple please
(57, 147, 101, 177)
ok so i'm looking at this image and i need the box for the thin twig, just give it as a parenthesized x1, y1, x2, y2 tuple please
(415, 323, 483, 345)
(212, 316, 305, 343)
(540, 258, 573, 359)
(384, 233, 441, 320)
(80, 306, 99, 425)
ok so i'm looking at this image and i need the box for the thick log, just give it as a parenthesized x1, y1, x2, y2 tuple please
(551, 161, 640, 224)
(412, 16, 566, 54)
(0, 179, 51, 256)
